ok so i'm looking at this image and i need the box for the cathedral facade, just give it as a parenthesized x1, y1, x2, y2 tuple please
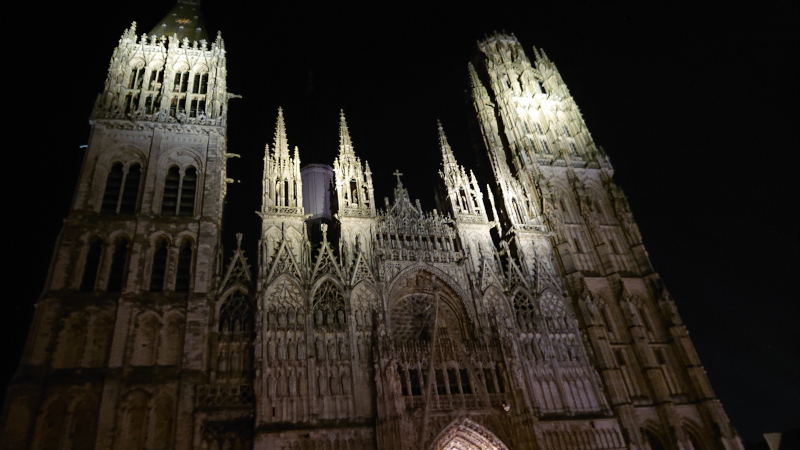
(1, 2, 745, 450)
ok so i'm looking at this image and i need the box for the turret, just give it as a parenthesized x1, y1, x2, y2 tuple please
(258, 108, 308, 283)
(332, 111, 376, 263)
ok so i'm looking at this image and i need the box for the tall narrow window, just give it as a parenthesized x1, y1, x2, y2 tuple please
(150, 240, 169, 292)
(572, 237, 583, 253)
(174, 240, 193, 293)
(119, 164, 141, 214)
(107, 238, 129, 292)
(161, 167, 180, 215)
(459, 369, 472, 394)
(495, 367, 505, 393)
(199, 73, 208, 94)
(128, 66, 144, 90)
(149, 68, 164, 90)
(484, 368, 496, 393)
(540, 140, 551, 155)
(192, 73, 202, 94)
(284, 180, 290, 206)
(562, 125, 571, 137)
(178, 167, 197, 216)
(80, 238, 103, 292)
(173, 70, 189, 93)
(447, 368, 459, 394)
(350, 180, 358, 204)
(101, 163, 124, 213)
(569, 142, 578, 156)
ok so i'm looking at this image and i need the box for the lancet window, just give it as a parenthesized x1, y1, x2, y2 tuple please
(107, 237, 129, 292)
(540, 139, 551, 155)
(218, 290, 253, 379)
(174, 239, 193, 293)
(312, 281, 346, 330)
(53, 316, 86, 368)
(101, 162, 141, 214)
(149, 239, 169, 292)
(161, 166, 198, 216)
(512, 292, 536, 333)
(80, 237, 103, 292)
(132, 316, 159, 366)
(219, 291, 253, 336)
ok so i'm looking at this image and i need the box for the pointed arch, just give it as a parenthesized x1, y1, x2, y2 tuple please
(131, 313, 160, 366)
(157, 313, 184, 366)
(116, 390, 150, 450)
(53, 314, 87, 368)
(84, 312, 114, 367)
(510, 287, 537, 333)
(67, 394, 98, 450)
(428, 417, 509, 450)
(641, 422, 668, 450)
(311, 277, 347, 330)
(31, 395, 69, 450)
(148, 394, 174, 450)
(682, 420, 710, 450)
(386, 262, 475, 323)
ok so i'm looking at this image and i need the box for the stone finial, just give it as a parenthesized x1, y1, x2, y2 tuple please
(320, 223, 328, 243)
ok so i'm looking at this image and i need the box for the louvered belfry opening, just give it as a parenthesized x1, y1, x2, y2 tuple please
(80, 238, 103, 292)
(119, 164, 141, 214)
(174, 240, 193, 293)
(107, 238, 129, 292)
(179, 167, 197, 216)
(161, 167, 181, 215)
(101, 163, 124, 213)
(149, 240, 169, 292)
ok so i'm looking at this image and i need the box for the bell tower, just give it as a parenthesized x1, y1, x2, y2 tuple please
(0, 1, 237, 449)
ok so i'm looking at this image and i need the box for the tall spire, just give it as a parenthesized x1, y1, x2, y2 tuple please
(273, 107, 290, 159)
(438, 120, 458, 173)
(437, 121, 488, 224)
(339, 109, 355, 157)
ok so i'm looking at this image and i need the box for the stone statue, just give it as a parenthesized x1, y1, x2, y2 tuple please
(278, 371, 288, 397)
(341, 368, 352, 395)
(315, 337, 325, 360)
(289, 370, 297, 397)
(329, 373, 340, 395)
(277, 337, 286, 360)
(297, 335, 306, 360)
(339, 338, 349, 359)
(267, 337, 276, 361)
(268, 373, 277, 398)
(327, 340, 337, 360)
(337, 309, 345, 325)
(318, 369, 328, 395)
(277, 308, 287, 327)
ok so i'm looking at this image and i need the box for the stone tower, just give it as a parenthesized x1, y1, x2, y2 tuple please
(1, 1, 745, 447)
(0, 1, 239, 449)
(468, 33, 744, 450)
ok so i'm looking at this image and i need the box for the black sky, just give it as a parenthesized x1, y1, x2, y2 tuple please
(5, 0, 798, 442)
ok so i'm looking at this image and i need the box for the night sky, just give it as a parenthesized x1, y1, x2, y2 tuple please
(5, 0, 797, 443)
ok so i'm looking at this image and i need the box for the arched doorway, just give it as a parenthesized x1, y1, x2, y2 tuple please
(429, 418, 509, 450)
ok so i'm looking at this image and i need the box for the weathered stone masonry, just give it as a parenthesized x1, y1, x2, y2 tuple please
(1, 2, 744, 450)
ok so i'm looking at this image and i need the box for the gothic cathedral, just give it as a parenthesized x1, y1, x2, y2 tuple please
(1, 2, 745, 450)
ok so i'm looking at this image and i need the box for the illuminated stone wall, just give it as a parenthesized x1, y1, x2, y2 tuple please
(0, 10, 744, 450)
